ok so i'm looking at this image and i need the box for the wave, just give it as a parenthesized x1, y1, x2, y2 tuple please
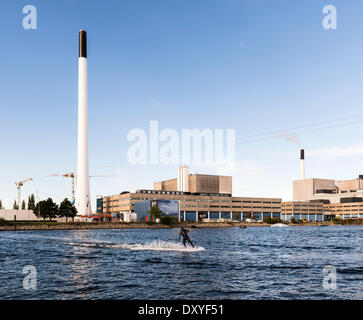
(114, 240, 205, 252)
(69, 240, 205, 252)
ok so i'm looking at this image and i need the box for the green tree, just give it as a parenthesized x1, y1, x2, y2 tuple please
(27, 194, 36, 211)
(235, 212, 241, 221)
(0, 200, 3, 209)
(263, 217, 281, 224)
(290, 217, 297, 224)
(21, 200, 26, 210)
(59, 198, 77, 222)
(35, 198, 58, 221)
(13, 200, 19, 210)
(33, 201, 40, 217)
(148, 205, 162, 222)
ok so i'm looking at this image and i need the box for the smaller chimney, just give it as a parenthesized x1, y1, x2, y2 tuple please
(300, 149, 305, 180)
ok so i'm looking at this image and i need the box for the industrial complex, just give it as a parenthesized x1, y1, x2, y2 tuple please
(284, 149, 363, 221)
(94, 150, 363, 223)
(97, 168, 281, 222)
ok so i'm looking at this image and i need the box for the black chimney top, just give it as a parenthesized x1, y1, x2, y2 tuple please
(300, 149, 304, 160)
(79, 30, 87, 58)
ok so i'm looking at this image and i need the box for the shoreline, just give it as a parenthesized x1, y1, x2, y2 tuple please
(0, 221, 360, 232)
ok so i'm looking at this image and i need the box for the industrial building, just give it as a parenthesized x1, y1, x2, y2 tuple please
(154, 166, 233, 196)
(281, 201, 324, 222)
(98, 168, 281, 222)
(281, 149, 363, 221)
(292, 175, 363, 219)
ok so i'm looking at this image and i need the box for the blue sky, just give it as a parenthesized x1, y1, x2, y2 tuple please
(1, 0, 363, 209)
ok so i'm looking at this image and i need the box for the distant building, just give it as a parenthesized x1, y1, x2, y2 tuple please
(282, 149, 363, 221)
(324, 202, 363, 220)
(292, 175, 363, 220)
(101, 189, 281, 222)
(154, 172, 232, 196)
(100, 168, 281, 222)
(281, 201, 325, 222)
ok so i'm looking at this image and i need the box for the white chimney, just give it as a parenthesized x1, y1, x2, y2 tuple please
(76, 30, 91, 215)
(177, 166, 189, 192)
(300, 149, 305, 180)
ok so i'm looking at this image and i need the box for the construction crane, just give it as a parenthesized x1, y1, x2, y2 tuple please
(15, 178, 33, 209)
(53, 173, 119, 205)
(61, 173, 76, 204)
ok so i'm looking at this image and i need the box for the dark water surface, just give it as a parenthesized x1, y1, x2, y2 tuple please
(0, 226, 361, 299)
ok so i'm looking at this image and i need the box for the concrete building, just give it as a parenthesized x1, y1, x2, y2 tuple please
(292, 176, 363, 219)
(281, 201, 325, 222)
(293, 178, 336, 202)
(154, 172, 232, 196)
(101, 189, 281, 222)
(100, 169, 281, 222)
(324, 202, 363, 220)
(291, 149, 363, 220)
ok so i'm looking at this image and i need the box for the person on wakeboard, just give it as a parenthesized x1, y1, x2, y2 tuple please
(179, 227, 194, 248)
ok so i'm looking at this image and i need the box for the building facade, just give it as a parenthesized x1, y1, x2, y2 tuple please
(293, 175, 363, 220)
(101, 189, 281, 222)
(154, 173, 232, 196)
(324, 202, 363, 219)
(281, 201, 324, 222)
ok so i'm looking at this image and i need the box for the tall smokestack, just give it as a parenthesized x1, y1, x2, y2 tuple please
(76, 30, 91, 215)
(300, 149, 305, 180)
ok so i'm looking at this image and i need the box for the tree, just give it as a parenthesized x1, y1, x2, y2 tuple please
(21, 200, 26, 210)
(13, 200, 19, 210)
(263, 217, 281, 224)
(148, 205, 162, 222)
(27, 194, 36, 211)
(35, 198, 58, 221)
(0, 200, 3, 209)
(59, 198, 77, 222)
(33, 201, 41, 217)
(290, 217, 297, 224)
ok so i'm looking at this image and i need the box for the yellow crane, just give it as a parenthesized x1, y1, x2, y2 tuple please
(15, 178, 33, 209)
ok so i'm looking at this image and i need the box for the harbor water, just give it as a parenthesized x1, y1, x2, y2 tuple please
(0, 226, 362, 299)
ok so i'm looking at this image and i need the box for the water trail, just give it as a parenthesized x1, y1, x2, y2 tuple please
(114, 240, 205, 252)
(69, 240, 205, 252)
(0, 233, 205, 252)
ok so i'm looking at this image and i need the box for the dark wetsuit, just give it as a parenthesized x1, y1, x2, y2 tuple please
(179, 228, 194, 247)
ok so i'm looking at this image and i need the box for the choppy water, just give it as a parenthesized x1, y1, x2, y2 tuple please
(0, 226, 362, 299)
